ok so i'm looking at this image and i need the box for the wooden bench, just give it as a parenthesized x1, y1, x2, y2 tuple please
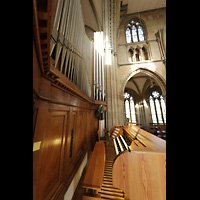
(82, 141, 105, 198)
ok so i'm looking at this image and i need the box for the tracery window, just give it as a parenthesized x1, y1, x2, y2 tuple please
(124, 92, 137, 124)
(149, 91, 166, 124)
(126, 20, 145, 43)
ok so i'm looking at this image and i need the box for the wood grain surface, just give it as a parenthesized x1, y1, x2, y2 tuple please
(113, 151, 166, 200)
(82, 141, 105, 190)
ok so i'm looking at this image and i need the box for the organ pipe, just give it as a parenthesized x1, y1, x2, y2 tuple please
(50, 0, 64, 55)
(94, 32, 104, 101)
(50, 0, 105, 99)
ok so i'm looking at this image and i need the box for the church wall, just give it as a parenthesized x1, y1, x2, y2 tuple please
(115, 8, 166, 126)
(117, 8, 166, 67)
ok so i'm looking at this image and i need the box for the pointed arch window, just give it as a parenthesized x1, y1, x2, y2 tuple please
(126, 28, 132, 43)
(126, 19, 146, 43)
(138, 26, 144, 41)
(124, 92, 137, 124)
(149, 91, 166, 124)
(132, 25, 138, 42)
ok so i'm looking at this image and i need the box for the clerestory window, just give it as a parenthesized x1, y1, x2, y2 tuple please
(126, 20, 146, 43)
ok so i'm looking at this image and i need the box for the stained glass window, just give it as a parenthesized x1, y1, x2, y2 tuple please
(160, 96, 166, 123)
(124, 92, 130, 99)
(155, 99, 163, 123)
(130, 97, 136, 123)
(152, 91, 159, 98)
(132, 25, 138, 42)
(149, 91, 166, 125)
(126, 28, 131, 43)
(124, 92, 137, 124)
(125, 19, 146, 43)
(150, 96, 157, 123)
(125, 99, 130, 120)
(138, 26, 144, 41)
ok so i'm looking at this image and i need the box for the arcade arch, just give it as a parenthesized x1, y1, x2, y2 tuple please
(121, 68, 166, 125)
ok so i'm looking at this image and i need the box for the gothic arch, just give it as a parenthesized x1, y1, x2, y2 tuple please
(120, 67, 166, 100)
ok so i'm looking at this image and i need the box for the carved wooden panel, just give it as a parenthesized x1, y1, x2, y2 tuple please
(34, 109, 69, 200)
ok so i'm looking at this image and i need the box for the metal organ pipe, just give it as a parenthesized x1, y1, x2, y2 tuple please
(99, 53, 102, 100)
(93, 32, 104, 101)
(93, 46, 96, 99)
(59, 0, 73, 72)
(50, 0, 99, 98)
(95, 33, 98, 100)
(50, 0, 64, 55)
(54, 0, 71, 67)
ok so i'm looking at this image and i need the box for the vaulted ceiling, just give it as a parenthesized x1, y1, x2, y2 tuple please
(81, 0, 103, 32)
(121, 0, 166, 14)
(125, 72, 159, 98)
(80, 0, 166, 33)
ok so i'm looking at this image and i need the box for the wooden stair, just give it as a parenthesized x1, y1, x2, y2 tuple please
(97, 160, 129, 200)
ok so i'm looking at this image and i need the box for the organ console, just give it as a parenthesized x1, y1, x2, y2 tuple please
(82, 122, 166, 199)
(109, 122, 166, 156)
(109, 122, 166, 200)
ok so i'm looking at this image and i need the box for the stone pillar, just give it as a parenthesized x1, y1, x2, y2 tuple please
(104, 0, 121, 130)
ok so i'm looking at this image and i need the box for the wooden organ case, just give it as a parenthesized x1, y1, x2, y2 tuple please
(109, 122, 166, 200)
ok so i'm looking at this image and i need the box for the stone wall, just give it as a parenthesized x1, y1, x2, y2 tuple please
(104, 2, 166, 129)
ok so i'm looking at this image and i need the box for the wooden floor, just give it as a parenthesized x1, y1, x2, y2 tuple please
(72, 138, 116, 200)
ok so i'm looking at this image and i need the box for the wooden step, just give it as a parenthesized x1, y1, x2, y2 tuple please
(105, 163, 113, 165)
(103, 178, 112, 181)
(98, 190, 124, 197)
(104, 166, 112, 168)
(103, 177, 112, 180)
(103, 176, 112, 179)
(104, 173, 112, 176)
(102, 184, 119, 189)
(104, 164, 112, 167)
(103, 174, 112, 177)
(104, 171, 112, 174)
(101, 187, 123, 193)
(104, 164, 113, 167)
(103, 181, 113, 185)
(104, 170, 112, 173)
(104, 167, 112, 170)
(99, 193, 125, 200)
(104, 168, 112, 171)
